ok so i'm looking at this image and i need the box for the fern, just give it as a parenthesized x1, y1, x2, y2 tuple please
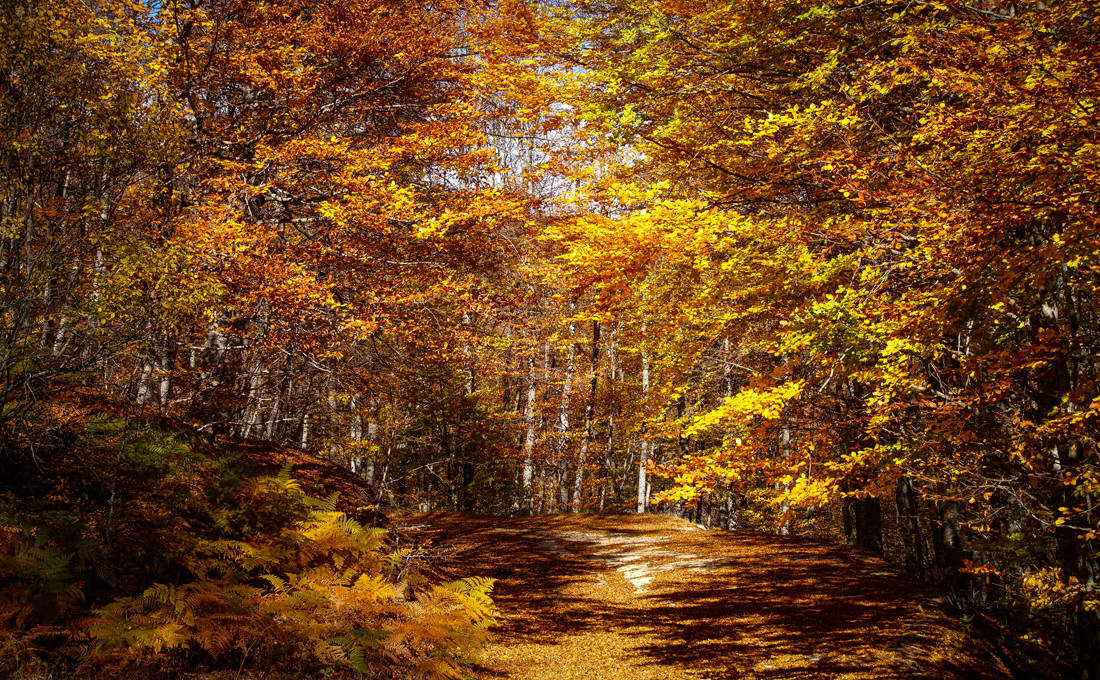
(439, 577, 498, 623)
(274, 462, 298, 487)
(351, 573, 395, 601)
(385, 546, 420, 580)
(0, 538, 84, 630)
(304, 491, 341, 512)
(92, 579, 259, 659)
(4, 539, 82, 601)
(85, 467, 495, 679)
(412, 655, 467, 680)
(260, 574, 288, 593)
(348, 643, 370, 674)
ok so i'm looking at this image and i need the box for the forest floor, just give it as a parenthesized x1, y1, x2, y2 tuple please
(398, 513, 1013, 680)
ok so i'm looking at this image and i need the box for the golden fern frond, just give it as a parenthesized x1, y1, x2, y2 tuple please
(298, 510, 345, 540)
(385, 547, 416, 568)
(266, 464, 303, 496)
(292, 565, 343, 590)
(358, 526, 388, 549)
(338, 566, 360, 586)
(349, 573, 396, 602)
(149, 622, 188, 653)
(192, 614, 247, 657)
(338, 513, 362, 534)
(240, 541, 286, 570)
(438, 577, 498, 623)
(380, 628, 409, 654)
(184, 590, 231, 614)
(275, 462, 295, 483)
(412, 655, 467, 680)
(142, 582, 177, 607)
(190, 538, 284, 573)
(202, 539, 250, 559)
(261, 573, 288, 593)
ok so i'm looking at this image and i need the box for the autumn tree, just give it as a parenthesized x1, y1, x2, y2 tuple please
(5, 0, 1098, 673)
(0, 0, 181, 432)
(536, 0, 1100, 672)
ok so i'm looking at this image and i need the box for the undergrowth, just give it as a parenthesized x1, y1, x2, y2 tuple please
(0, 395, 496, 678)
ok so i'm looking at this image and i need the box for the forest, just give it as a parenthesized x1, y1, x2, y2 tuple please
(1, 0, 1097, 678)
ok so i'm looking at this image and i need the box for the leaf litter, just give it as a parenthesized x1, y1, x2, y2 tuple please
(399, 513, 1012, 680)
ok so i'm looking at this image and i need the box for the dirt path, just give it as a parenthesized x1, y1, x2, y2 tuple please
(400, 513, 1010, 680)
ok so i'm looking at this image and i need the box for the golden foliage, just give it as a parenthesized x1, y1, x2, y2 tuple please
(91, 480, 496, 677)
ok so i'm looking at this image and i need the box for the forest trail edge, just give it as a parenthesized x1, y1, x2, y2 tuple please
(400, 513, 1014, 680)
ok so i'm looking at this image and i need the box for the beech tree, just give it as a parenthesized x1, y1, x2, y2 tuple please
(537, 0, 1100, 672)
(3, 0, 1098, 675)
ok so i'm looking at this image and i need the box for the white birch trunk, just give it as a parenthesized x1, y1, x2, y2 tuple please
(158, 345, 171, 411)
(723, 337, 733, 398)
(554, 316, 576, 512)
(777, 422, 792, 535)
(572, 320, 600, 512)
(349, 393, 363, 473)
(637, 321, 651, 514)
(265, 380, 283, 439)
(365, 415, 378, 484)
(365, 418, 378, 486)
(462, 311, 475, 394)
(521, 353, 538, 493)
(327, 380, 341, 459)
(135, 359, 153, 405)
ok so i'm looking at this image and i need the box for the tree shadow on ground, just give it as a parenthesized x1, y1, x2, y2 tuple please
(609, 534, 995, 679)
(403, 514, 1009, 680)
(401, 514, 612, 640)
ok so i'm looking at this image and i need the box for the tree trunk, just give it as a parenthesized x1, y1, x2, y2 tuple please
(603, 331, 619, 507)
(930, 498, 963, 585)
(521, 352, 538, 505)
(135, 357, 153, 405)
(572, 319, 599, 512)
(777, 421, 791, 536)
(157, 339, 173, 412)
(844, 493, 883, 554)
(365, 417, 378, 486)
(554, 314, 576, 513)
(637, 324, 651, 514)
(896, 475, 925, 580)
(299, 412, 310, 450)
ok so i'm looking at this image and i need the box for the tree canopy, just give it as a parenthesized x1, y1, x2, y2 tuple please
(1, 0, 1097, 677)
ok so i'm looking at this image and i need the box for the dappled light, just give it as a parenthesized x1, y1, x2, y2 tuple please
(409, 514, 1011, 680)
(1, 0, 1095, 678)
